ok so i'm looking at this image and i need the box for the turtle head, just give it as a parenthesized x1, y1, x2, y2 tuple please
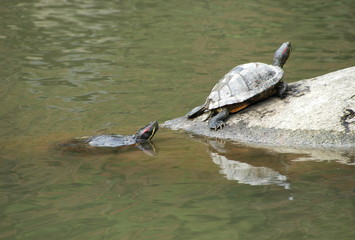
(273, 41, 291, 68)
(135, 121, 159, 142)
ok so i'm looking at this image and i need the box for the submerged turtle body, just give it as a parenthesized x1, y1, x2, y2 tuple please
(59, 121, 159, 155)
(187, 42, 292, 130)
(88, 134, 137, 147)
(87, 121, 158, 148)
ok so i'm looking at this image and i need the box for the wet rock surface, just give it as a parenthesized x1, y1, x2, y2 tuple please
(163, 67, 355, 149)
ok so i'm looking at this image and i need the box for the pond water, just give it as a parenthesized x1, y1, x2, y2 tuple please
(0, 0, 354, 239)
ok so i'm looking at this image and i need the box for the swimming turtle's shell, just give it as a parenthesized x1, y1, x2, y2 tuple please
(205, 62, 284, 110)
(88, 134, 136, 147)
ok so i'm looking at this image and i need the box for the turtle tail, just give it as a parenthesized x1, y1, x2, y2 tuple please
(187, 104, 206, 119)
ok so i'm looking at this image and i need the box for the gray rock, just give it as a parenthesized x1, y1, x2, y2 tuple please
(163, 67, 355, 149)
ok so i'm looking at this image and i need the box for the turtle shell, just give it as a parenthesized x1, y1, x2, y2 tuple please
(205, 62, 284, 110)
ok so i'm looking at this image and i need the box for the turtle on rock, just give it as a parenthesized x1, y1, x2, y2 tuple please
(187, 41, 292, 130)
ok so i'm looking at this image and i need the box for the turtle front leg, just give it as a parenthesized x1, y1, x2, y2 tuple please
(276, 81, 288, 98)
(208, 107, 229, 130)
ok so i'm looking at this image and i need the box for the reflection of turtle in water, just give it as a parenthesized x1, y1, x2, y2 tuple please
(187, 42, 292, 130)
(60, 121, 159, 155)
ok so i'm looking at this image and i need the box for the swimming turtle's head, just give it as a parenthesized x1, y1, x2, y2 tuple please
(135, 121, 159, 142)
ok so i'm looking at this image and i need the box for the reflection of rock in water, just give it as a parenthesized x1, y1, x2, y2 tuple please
(210, 152, 290, 189)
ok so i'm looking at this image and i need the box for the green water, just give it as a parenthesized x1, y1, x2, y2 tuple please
(0, 0, 354, 239)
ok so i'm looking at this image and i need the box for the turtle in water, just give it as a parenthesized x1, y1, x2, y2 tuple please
(187, 41, 292, 130)
(59, 121, 159, 155)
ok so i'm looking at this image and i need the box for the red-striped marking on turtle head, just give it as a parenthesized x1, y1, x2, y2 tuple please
(136, 121, 159, 141)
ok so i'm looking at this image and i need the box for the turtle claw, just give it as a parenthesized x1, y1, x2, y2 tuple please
(210, 121, 225, 131)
